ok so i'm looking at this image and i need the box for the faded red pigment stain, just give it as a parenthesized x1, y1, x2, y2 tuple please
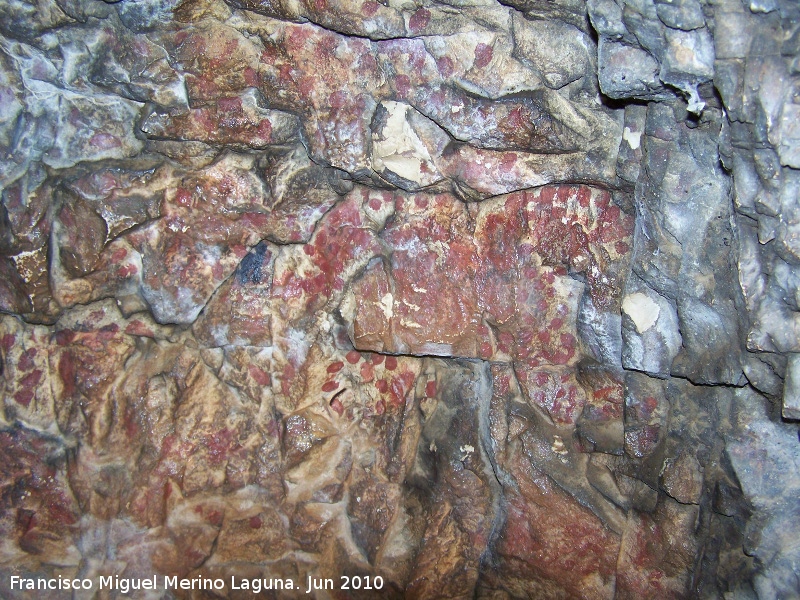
(14, 390, 34, 407)
(388, 371, 415, 406)
(248, 365, 271, 386)
(395, 74, 411, 97)
(280, 363, 296, 396)
(437, 56, 455, 78)
(330, 396, 345, 416)
(408, 7, 431, 32)
(111, 246, 127, 263)
(499, 152, 517, 173)
(494, 462, 621, 597)
(125, 320, 154, 338)
(592, 385, 623, 403)
(515, 368, 585, 425)
(17, 348, 37, 371)
(206, 510, 224, 527)
(473, 43, 493, 68)
(204, 429, 241, 467)
(360, 361, 375, 382)
(89, 133, 121, 149)
(162, 481, 175, 504)
(1, 333, 16, 352)
(244, 66, 260, 87)
(627, 395, 661, 422)
(625, 425, 661, 458)
(54, 329, 76, 346)
(328, 90, 348, 109)
(116, 264, 138, 278)
(116, 401, 138, 439)
(19, 369, 42, 391)
(58, 351, 77, 397)
(361, 0, 379, 16)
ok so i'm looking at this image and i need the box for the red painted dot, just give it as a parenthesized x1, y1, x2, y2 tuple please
(360, 361, 375, 382)
(327, 361, 344, 373)
(322, 380, 339, 392)
(375, 379, 388, 393)
(14, 390, 33, 407)
(437, 56, 454, 77)
(385, 356, 397, 370)
(500, 153, 517, 173)
(362, 0, 379, 15)
(346, 350, 361, 364)
(111, 247, 128, 262)
(18, 348, 36, 371)
(249, 516, 262, 529)
(1, 333, 16, 352)
(408, 7, 430, 31)
(371, 354, 384, 365)
(425, 380, 436, 397)
(174, 188, 192, 206)
(248, 365, 271, 386)
(244, 66, 259, 87)
(473, 43, 493, 68)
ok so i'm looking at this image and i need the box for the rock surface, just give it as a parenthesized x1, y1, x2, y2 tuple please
(1, 0, 799, 598)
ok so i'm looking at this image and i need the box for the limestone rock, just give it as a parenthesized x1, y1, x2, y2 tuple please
(1, 0, 799, 597)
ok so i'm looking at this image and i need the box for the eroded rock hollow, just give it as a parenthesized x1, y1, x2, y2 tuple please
(1, 0, 799, 597)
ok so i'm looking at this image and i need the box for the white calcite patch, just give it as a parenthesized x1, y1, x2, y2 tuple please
(622, 292, 661, 334)
(379, 292, 394, 319)
(371, 101, 445, 188)
(372, 101, 432, 182)
(623, 126, 641, 150)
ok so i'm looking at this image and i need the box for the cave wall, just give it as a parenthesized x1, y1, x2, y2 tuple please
(1, 0, 799, 597)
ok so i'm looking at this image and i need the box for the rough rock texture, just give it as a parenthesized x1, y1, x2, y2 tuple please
(1, 0, 799, 598)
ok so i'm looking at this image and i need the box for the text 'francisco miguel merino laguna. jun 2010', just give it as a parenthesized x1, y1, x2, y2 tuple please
(9, 573, 387, 594)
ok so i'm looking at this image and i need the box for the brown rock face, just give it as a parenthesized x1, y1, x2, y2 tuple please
(1, 0, 799, 598)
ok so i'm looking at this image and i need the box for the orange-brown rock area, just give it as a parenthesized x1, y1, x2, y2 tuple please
(2, 0, 800, 598)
